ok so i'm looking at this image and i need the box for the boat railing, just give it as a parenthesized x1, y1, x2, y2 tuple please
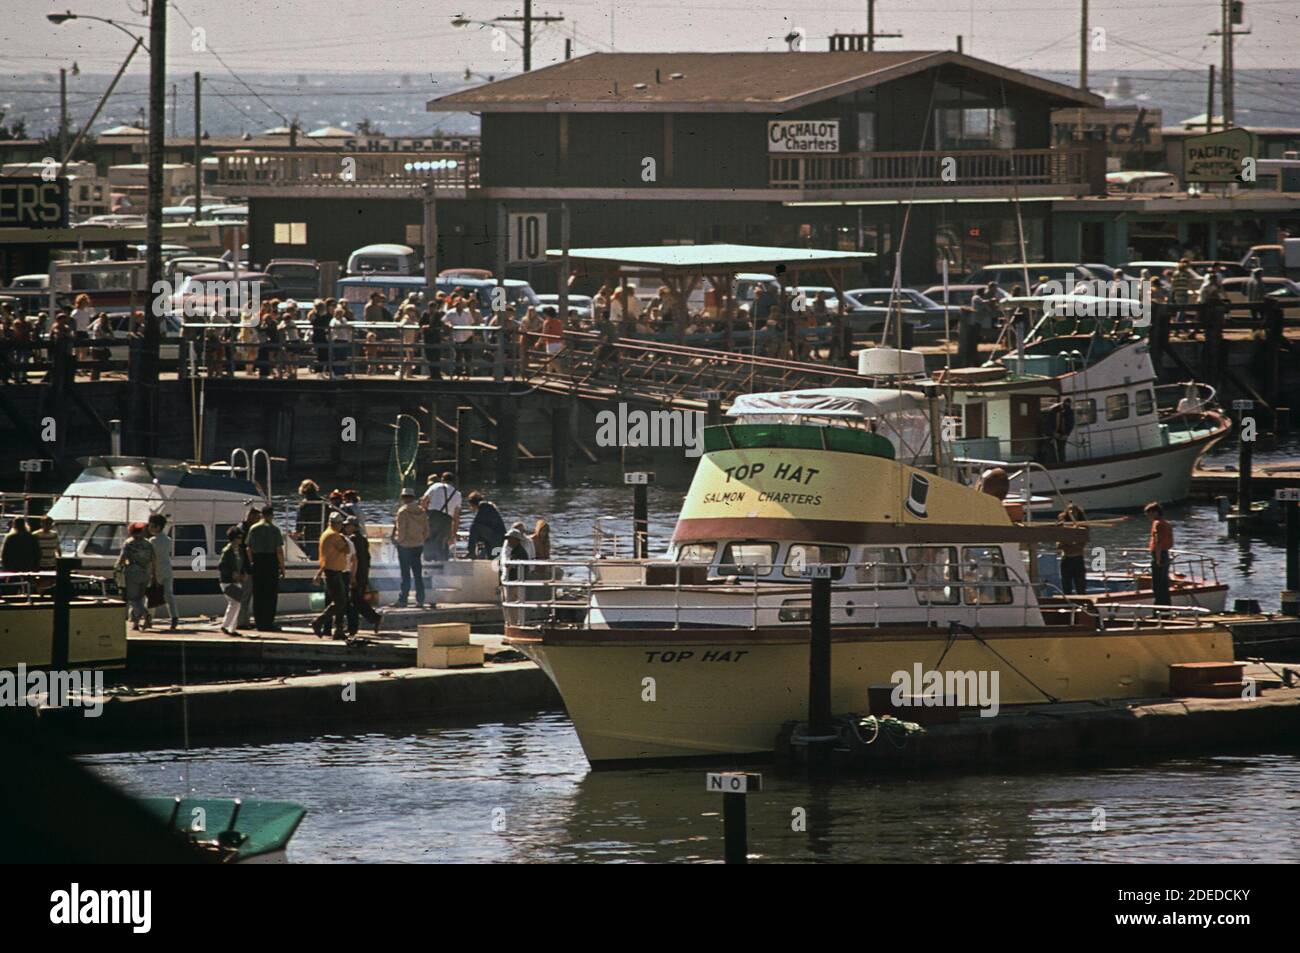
(1114, 548, 1220, 586)
(0, 490, 266, 558)
(0, 570, 112, 602)
(499, 557, 1218, 633)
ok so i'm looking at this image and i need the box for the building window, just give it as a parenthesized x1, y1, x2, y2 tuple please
(274, 222, 307, 244)
(935, 107, 1016, 150)
(856, 112, 876, 153)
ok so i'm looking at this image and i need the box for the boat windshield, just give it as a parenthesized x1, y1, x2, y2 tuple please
(719, 541, 776, 576)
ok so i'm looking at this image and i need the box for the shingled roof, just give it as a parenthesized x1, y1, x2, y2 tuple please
(428, 51, 1103, 114)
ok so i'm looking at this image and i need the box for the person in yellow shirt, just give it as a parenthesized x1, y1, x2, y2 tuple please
(312, 512, 351, 639)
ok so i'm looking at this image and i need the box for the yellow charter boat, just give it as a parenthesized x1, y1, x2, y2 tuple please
(504, 386, 1234, 766)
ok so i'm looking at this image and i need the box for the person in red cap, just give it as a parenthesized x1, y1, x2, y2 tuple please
(115, 522, 157, 630)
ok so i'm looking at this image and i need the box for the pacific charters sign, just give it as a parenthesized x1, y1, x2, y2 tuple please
(1183, 128, 1257, 184)
(767, 119, 839, 154)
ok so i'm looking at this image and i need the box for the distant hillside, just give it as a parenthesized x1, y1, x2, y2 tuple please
(5, 68, 1298, 139)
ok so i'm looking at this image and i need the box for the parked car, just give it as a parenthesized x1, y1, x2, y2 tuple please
(1189, 260, 1250, 279)
(1241, 239, 1300, 279)
(1220, 276, 1300, 317)
(334, 274, 541, 315)
(6, 274, 49, 290)
(921, 283, 1011, 308)
(537, 293, 593, 319)
(264, 259, 321, 300)
(164, 257, 230, 282)
(964, 262, 1106, 291)
(168, 271, 282, 320)
(845, 287, 952, 331)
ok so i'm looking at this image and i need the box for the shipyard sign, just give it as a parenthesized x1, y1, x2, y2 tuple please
(1050, 107, 1163, 156)
(768, 119, 839, 154)
(1184, 128, 1257, 184)
(0, 176, 68, 228)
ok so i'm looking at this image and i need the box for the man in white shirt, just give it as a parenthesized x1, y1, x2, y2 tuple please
(146, 514, 180, 630)
(421, 471, 462, 561)
(442, 301, 475, 378)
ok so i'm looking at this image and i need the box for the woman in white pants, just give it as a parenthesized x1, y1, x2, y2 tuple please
(218, 525, 247, 635)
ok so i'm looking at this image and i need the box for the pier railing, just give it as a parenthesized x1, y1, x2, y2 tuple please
(499, 557, 1220, 632)
(769, 148, 1088, 190)
(214, 151, 480, 191)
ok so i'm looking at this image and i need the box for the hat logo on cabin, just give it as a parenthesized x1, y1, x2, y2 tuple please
(905, 473, 930, 519)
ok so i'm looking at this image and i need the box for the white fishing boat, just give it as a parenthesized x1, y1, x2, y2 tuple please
(932, 299, 1230, 511)
(5, 449, 498, 620)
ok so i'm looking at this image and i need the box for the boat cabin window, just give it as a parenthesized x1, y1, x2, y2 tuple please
(174, 523, 208, 557)
(855, 546, 907, 588)
(1105, 393, 1130, 421)
(1135, 389, 1155, 416)
(675, 542, 718, 564)
(56, 522, 90, 555)
(718, 541, 776, 576)
(215, 523, 240, 550)
(906, 546, 960, 605)
(1074, 399, 1096, 425)
(961, 547, 1014, 605)
(84, 523, 125, 556)
(783, 544, 849, 579)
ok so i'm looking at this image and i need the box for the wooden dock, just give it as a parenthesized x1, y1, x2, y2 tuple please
(1189, 463, 1300, 499)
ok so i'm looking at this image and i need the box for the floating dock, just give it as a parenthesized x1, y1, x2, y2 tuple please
(777, 662, 1300, 774)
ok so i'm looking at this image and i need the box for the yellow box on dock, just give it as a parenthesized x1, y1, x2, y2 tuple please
(418, 623, 472, 647)
(419, 644, 485, 669)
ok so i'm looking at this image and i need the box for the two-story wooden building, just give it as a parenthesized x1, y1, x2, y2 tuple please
(228, 50, 1105, 287)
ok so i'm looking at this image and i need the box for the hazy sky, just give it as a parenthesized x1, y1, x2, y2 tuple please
(3, 0, 1298, 75)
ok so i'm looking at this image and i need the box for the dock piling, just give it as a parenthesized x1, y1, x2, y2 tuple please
(625, 471, 653, 558)
(706, 772, 761, 865)
(52, 556, 81, 670)
(805, 567, 835, 772)
(1235, 400, 1253, 515)
(1283, 490, 1300, 616)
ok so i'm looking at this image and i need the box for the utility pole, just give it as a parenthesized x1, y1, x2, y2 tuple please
(492, 1, 565, 72)
(193, 72, 202, 216)
(1206, 64, 1216, 132)
(865, 0, 902, 50)
(132, 0, 167, 456)
(59, 68, 68, 161)
(1079, 0, 1089, 91)
(1210, 0, 1250, 128)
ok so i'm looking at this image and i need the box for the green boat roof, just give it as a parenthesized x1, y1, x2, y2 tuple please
(139, 796, 306, 861)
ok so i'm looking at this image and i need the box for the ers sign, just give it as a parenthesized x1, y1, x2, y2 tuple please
(0, 177, 68, 228)
(768, 120, 839, 154)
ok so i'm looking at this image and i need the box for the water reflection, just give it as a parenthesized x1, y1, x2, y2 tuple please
(83, 713, 1300, 864)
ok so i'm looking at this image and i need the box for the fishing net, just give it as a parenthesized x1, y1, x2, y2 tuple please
(389, 413, 422, 499)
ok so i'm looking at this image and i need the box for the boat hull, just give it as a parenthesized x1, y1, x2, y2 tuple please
(1023, 430, 1225, 511)
(0, 600, 126, 671)
(510, 623, 1235, 764)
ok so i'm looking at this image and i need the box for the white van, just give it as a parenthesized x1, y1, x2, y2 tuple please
(346, 243, 418, 276)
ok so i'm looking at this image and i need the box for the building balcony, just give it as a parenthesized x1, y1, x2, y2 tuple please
(769, 147, 1093, 198)
(214, 150, 480, 198)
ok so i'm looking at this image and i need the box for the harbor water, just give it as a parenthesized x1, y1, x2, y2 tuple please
(83, 435, 1300, 862)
